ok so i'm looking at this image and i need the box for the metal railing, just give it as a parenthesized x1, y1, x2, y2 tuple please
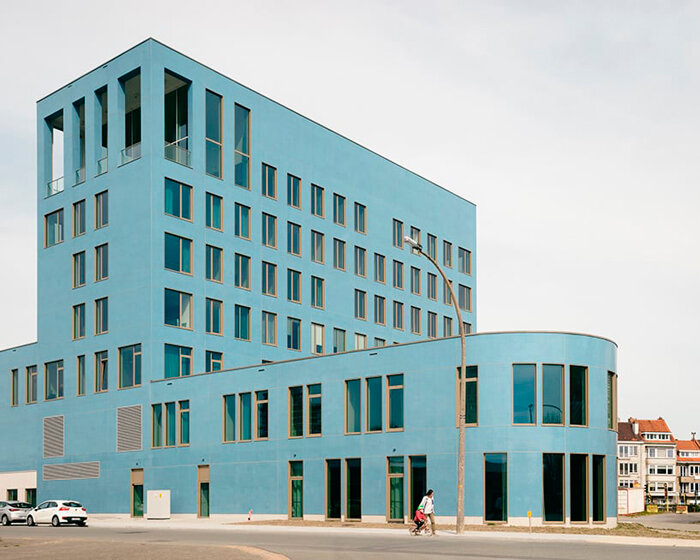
(74, 167, 85, 185)
(96, 156, 108, 176)
(46, 176, 64, 197)
(164, 137, 191, 167)
(120, 142, 142, 165)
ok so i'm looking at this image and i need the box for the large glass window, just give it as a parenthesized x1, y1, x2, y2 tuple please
(95, 244, 109, 281)
(307, 384, 322, 435)
(513, 364, 536, 424)
(542, 364, 564, 425)
(256, 390, 269, 439)
(164, 344, 192, 378)
(484, 453, 507, 522)
(234, 253, 251, 289)
(164, 179, 191, 220)
(223, 394, 236, 442)
(152, 404, 163, 447)
(346, 459, 362, 520)
(45, 209, 64, 247)
(262, 311, 277, 345)
(262, 262, 277, 296)
(569, 365, 588, 426)
(443, 241, 452, 267)
(345, 379, 361, 433)
(387, 374, 404, 430)
(333, 194, 345, 225)
(333, 238, 346, 270)
(289, 386, 303, 437)
(410, 266, 420, 294)
(326, 459, 342, 519)
(287, 269, 301, 303)
(311, 184, 324, 217)
(164, 71, 189, 166)
(287, 317, 301, 350)
(234, 104, 250, 188)
(311, 276, 324, 309)
(205, 90, 222, 177)
(287, 222, 301, 256)
(427, 311, 437, 338)
(458, 366, 478, 425)
(119, 344, 142, 389)
(262, 163, 277, 198)
(164, 288, 192, 329)
(387, 457, 404, 521)
(366, 376, 382, 432)
(179, 400, 190, 445)
(94, 351, 108, 393)
(44, 360, 64, 400)
(234, 203, 251, 239)
(165, 402, 176, 446)
(205, 350, 223, 372)
(262, 213, 277, 248)
(592, 455, 606, 522)
(164, 233, 192, 274)
(234, 305, 250, 340)
(73, 251, 86, 288)
(570, 454, 588, 522)
(239, 392, 252, 441)
(95, 297, 109, 334)
(206, 298, 223, 335)
(73, 200, 86, 237)
(543, 453, 564, 522)
(289, 461, 303, 518)
(311, 231, 324, 263)
(206, 192, 222, 230)
(426, 234, 436, 259)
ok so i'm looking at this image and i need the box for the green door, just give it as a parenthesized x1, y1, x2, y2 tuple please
(132, 484, 144, 517)
(291, 479, 303, 518)
(199, 482, 210, 518)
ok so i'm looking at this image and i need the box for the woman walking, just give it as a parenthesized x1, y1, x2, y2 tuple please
(418, 489, 437, 536)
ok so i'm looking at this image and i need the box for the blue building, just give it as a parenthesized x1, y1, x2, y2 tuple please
(0, 39, 618, 527)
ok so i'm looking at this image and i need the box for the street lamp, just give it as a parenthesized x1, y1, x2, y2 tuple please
(404, 235, 467, 535)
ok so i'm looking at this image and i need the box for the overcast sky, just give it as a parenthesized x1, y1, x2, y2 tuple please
(1, 1, 698, 438)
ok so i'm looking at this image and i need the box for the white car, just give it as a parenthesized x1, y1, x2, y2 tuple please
(26, 500, 87, 527)
(0, 501, 33, 525)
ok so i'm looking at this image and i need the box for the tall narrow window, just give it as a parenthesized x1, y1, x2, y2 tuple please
(46, 111, 64, 196)
(410, 306, 421, 334)
(234, 203, 251, 239)
(25, 366, 38, 404)
(592, 455, 606, 522)
(289, 461, 303, 518)
(426, 234, 436, 259)
(119, 344, 142, 388)
(287, 269, 301, 303)
(392, 219, 403, 248)
(76, 355, 86, 396)
(543, 453, 565, 522)
(542, 364, 564, 425)
(311, 184, 324, 217)
(72, 303, 85, 340)
(95, 190, 109, 228)
(374, 254, 385, 283)
(256, 390, 269, 439)
(366, 376, 382, 432)
(96, 87, 108, 174)
(513, 364, 536, 424)
(409, 227, 421, 253)
(333, 239, 346, 270)
(484, 454, 508, 522)
(73, 251, 86, 288)
(443, 316, 452, 337)
(287, 317, 301, 350)
(427, 311, 437, 338)
(94, 351, 108, 393)
(458, 284, 471, 312)
(179, 400, 190, 445)
(333, 328, 346, 353)
(333, 194, 346, 225)
(427, 273, 437, 300)
(164, 71, 190, 166)
(569, 365, 588, 426)
(457, 366, 478, 425)
(73, 200, 86, 237)
(73, 98, 86, 184)
(206, 245, 223, 282)
(410, 266, 420, 294)
(234, 305, 251, 340)
(326, 459, 342, 520)
(354, 290, 366, 320)
(311, 276, 324, 309)
(346, 458, 362, 520)
(164, 344, 192, 378)
(239, 392, 252, 441)
(311, 231, 324, 263)
(95, 243, 109, 281)
(205, 193, 223, 230)
(443, 241, 452, 267)
(287, 174, 301, 208)
(164, 233, 192, 274)
(355, 333, 367, 349)
(570, 454, 588, 522)
(262, 163, 277, 198)
(262, 213, 277, 248)
(393, 260, 404, 289)
(607, 372, 617, 430)
(234, 103, 250, 188)
(206, 298, 223, 335)
(387, 457, 404, 521)
(387, 374, 404, 430)
(458, 247, 471, 275)
(121, 71, 141, 163)
(289, 386, 304, 437)
(223, 394, 236, 442)
(354, 246, 366, 277)
(374, 295, 386, 325)
(164, 288, 192, 329)
(307, 384, 322, 435)
(310, 323, 324, 354)
(205, 90, 222, 177)
(345, 379, 361, 433)
(262, 262, 277, 297)
(10, 369, 19, 406)
(165, 402, 176, 446)
(287, 222, 301, 256)
(95, 297, 109, 334)
(354, 202, 366, 233)
(205, 350, 223, 372)
(152, 404, 163, 447)
(262, 311, 277, 346)
(393, 301, 404, 330)
(44, 209, 64, 247)
(234, 253, 251, 289)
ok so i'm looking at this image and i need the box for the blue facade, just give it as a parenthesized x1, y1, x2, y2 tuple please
(0, 39, 617, 526)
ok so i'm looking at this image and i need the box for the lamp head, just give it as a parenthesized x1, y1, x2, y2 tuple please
(403, 236, 421, 251)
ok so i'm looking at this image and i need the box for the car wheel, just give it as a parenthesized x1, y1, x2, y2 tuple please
(1, 515, 10, 526)
(51, 515, 60, 527)
(26, 516, 35, 526)
(77, 520, 86, 527)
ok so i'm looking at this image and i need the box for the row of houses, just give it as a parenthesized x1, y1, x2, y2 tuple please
(617, 417, 700, 505)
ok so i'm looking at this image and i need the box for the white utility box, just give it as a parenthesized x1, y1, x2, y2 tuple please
(146, 490, 171, 519)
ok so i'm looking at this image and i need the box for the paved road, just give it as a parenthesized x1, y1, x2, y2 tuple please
(621, 512, 700, 532)
(2, 524, 700, 559)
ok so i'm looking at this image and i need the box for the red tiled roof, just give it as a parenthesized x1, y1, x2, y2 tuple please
(677, 439, 700, 462)
(617, 421, 643, 442)
(629, 417, 676, 441)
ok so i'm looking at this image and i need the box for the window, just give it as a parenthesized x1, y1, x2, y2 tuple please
(540, 364, 564, 425)
(73, 356, 86, 398)
(10, 369, 18, 406)
(346, 458, 362, 520)
(410, 267, 421, 295)
(223, 394, 236, 442)
(234, 253, 251, 289)
(73, 200, 86, 237)
(262, 163, 277, 198)
(409, 226, 421, 253)
(163, 180, 191, 222)
(95, 244, 108, 281)
(74, 99, 86, 182)
(205, 350, 222, 372)
(569, 365, 588, 426)
(287, 317, 301, 350)
(289, 386, 304, 437)
(94, 351, 108, 393)
(234, 104, 250, 188)
(513, 364, 536, 424)
(164, 233, 192, 274)
(443, 280, 452, 305)
(289, 461, 304, 518)
(333, 194, 346, 225)
(426, 234, 436, 259)
(457, 366, 478, 425)
(287, 222, 301, 256)
(345, 379, 361, 433)
(607, 372, 617, 430)
(387, 456, 404, 521)
(333, 328, 346, 353)
(392, 219, 403, 248)
(570, 454, 588, 522)
(333, 239, 346, 270)
(262, 213, 277, 248)
(164, 289, 192, 329)
(427, 273, 437, 300)
(410, 306, 421, 334)
(152, 404, 163, 447)
(95, 297, 109, 334)
(239, 393, 252, 441)
(205, 90, 222, 177)
(72, 303, 85, 340)
(72, 252, 86, 288)
(205, 193, 223, 230)
(26, 366, 38, 404)
(96, 87, 108, 174)
(458, 247, 471, 275)
(262, 262, 277, 297)
(619, 462, 638, 476)
(366, 376, 382, 432)
(287, 174, 301, 208)
(443, 241, 452, 267)
(152, 401, 189, 447)
(95, 191, 109, 229)
(311, 184, 324, 217)
(368, 254, 384, 285)
(458, 284, 471, 311)
(542, 453, 565, 523)
(354, 333, 367, 349)
(234, 203, 251, 239)
(427, 312, 437, 338)
(374, 337, 386, 347)
(307, 384, 322, 435)
(234, 305, 251, 340)
(164, 344, 192, 378)
(354, 246, 366, 277)
(45, 209, 64, 247)
(262, 311, 277, 345)
(311, 231, 324, 263)
(374, 295, 386, 325)
(164, 71, 189, 166)
(44, 361, 64, 400)
(311, 323, 324, 354)
(354, 290, 367, 320)
(119, 344, 142, 388)
(392, 301, 404, 330)
(443, 316, 452, 337)
(206, 298, 223, 335)
(311, 276, 324, 309)
(392, 260, 404, 289)
(179, 400, 190, 445)
(484, 453, 507, 522)
(387, 374, 404, 430)
(256, 390, 269, 439)
(287, 269, 301, 303)
(354, 203, 366, 233)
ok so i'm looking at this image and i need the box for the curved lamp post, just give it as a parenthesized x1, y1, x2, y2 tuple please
(404, 235, 467, 534)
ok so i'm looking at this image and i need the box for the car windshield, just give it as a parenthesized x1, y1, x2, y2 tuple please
(62, 501, 83, 508)
(10, 502, 32, 508)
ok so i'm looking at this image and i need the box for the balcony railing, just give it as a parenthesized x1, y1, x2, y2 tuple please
(121, 142, 142, 165)
(96, 156, 108, 176)
(164, 137, 191, 167)
(74, 167, 86, 185)
(46, 176, 64, 197)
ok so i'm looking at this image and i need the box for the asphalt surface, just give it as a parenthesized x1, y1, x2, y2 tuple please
(620, 512, 700, 532)
(2, 524, 700, 560)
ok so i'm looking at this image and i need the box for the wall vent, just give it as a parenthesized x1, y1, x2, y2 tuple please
(116, 405, 142, 452)
(43, 461, 100, 480)
(43, 415, 64, 458)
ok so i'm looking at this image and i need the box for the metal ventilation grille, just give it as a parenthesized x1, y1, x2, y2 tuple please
(43, 415, 64, 458)
(117, 405, 142, 452)
(43, 461, 100, 480)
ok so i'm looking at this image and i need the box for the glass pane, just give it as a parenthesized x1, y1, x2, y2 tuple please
(257, 394, 268, 439)
(465, 380, 477, 424)
(180, 409, 189, 444)
(234, 104, 249, 153)
(592, 455, 605, 522)
(164, 179, 179, 216)
(290, 386, 303, 437)
(240, 393, 251, 440)
(205, 91, 221, 142)
(367, 377, 382, 431)
(484, 453, 507, 522)
(388, 378, 403, 430)
(543, 365, 563, 424)
(326, 460, 341, 519)
(224, 395, 235, 442)
(543, 453, 564, 522)
(152, 404, 162, 447)
(389, 476, 404, 520)
(570, 366, 587, 425)
(165, 403, 176, 446)
(235, 153, 249, 188)
(346, 459, 362, 519)
(291, 479, 303, 518)
(513, 364, 536, 424)
(206, 142, 221, 177)
(346, 379, 361, 432)
(164, 344, 180, 378)
(570, 455, 588, 522)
